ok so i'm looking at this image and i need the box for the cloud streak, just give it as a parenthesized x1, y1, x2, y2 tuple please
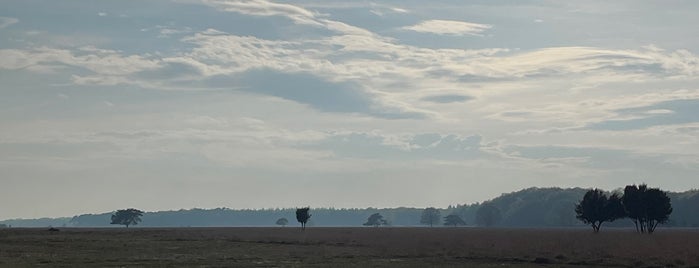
(403, 20, 492, 36)
(0, 17, 18, 29)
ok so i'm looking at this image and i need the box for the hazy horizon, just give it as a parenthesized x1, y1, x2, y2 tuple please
(2, 1, 699, 219)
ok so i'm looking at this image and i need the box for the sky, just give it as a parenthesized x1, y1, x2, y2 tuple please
(1, 0, 699, 219)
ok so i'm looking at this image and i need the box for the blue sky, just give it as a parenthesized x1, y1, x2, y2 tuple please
(1, 0, 699, 219)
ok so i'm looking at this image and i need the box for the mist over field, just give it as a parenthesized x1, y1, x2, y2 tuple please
(2, 1, 699, 224)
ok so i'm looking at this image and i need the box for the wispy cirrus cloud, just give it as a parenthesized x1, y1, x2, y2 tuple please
(0, 17, 18, 29)
(199, 0, 320, 26)
(402, 20, 492, 36)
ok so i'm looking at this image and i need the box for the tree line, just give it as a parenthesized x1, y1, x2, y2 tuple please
(5, 187, 693, 228)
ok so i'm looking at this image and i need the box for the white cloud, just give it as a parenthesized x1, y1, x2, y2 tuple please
(199, 0, 322, 26)
(402, 20, 492, 36)
(0, 17, 18, 29)
(0, 47, 160, 75)
(369, 4, 410, 16)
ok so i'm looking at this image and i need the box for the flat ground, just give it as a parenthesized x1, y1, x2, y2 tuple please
(1, 227, 698, 267)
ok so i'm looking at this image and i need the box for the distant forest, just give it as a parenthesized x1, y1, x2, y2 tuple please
(3, 187, 698, 228)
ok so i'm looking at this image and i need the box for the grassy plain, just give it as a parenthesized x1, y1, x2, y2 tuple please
(1, 227, 698, 267)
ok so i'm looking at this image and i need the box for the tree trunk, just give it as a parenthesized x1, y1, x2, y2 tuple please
(649, 220, 658, 233)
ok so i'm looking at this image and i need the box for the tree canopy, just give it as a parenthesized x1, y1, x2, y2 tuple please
(420, 207, 441, 227)
(275, 217, 288, 227)
(295, 207, 311, 230)
(575, 189, 625, 232)
(623, 184, 672, 233)
(110, 208, 143, 228)
(363, 213, 388, 227)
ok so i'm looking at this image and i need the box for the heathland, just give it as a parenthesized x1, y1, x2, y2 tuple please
(0, 227, 699, 267)
(1, 227, 698, 267)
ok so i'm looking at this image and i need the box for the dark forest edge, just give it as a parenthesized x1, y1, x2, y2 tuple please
(2, 187, 698, 228)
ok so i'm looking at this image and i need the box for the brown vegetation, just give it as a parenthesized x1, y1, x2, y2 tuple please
(0, 227, 698, 267)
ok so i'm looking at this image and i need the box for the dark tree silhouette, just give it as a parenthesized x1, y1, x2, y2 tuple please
(443, 214, 466, 227)
(623, 184, 645, 232)
(420, 207, 441, 227)
(623, 184, 672, 233)
(645, 188, 672, 233)
(295, 207, 311, 230)
(110, 208, 143, 228)
(475, 203, 501, 227)
(363, 213, 388, 227)
(575, 189, 625, 232)
(275, 217, 288, 227)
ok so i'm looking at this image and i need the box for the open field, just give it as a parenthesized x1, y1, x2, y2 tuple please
(1, 227, 698, 267)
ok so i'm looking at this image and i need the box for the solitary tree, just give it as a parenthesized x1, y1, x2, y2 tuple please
(276, 217, 289, 227)
(623, 184, 672, 233)
(363, 213, 388, 227)
(110, 208, 144, 228)
(296, 207, 311, 230)
(475, 203, 501, 227)
(420, 207, 441, 227)
(575, 189, 625, 232)
(443, 214, 466, 227)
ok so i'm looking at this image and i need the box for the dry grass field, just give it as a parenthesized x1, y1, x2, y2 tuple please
(1, 227, 698, 267)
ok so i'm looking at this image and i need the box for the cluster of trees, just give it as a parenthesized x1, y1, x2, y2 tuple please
(575, 184, 672, 233)
(361, 207, 467, 228)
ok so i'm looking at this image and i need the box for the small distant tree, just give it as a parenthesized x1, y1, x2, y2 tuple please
(420, 207, 441, 227)
(295, 207, 311, 230)
(363, 213, 388, 227)
(110, 208, 144, 228)
(575, 189, 625, 232)
(443, 214, 466, 227)
(475, 203, 501, 227)
(276, 217, 289, 227)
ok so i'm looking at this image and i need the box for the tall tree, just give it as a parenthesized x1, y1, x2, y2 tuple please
(275, 217, 288, 227)
(475, 203, 501, 227)
(575, 189, 625, 232)
(363, 213, 388, 227)
(443, 214, 466, 227)
(295, 207, 311, 230)
(110, 208, 144, 228)
(420, 207, 441, 227)
(645, 188, 672, 233)
(623, 185, 672, 233)
(623, 184, 645, 232)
